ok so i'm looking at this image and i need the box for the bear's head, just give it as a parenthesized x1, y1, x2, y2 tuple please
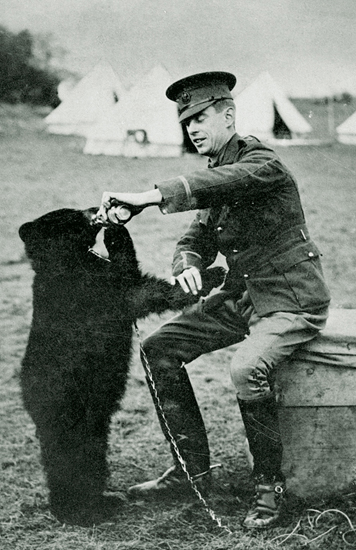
(19, 207, 139, 275)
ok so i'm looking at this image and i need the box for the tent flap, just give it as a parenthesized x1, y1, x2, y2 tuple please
(233, 72, 312, 142)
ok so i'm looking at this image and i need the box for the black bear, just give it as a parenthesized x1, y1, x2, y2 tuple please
(19, 207, 224, 526)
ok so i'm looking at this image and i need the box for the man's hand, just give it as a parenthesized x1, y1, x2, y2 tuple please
(98, 190, 163, 221)
(171, 267, 202, 295)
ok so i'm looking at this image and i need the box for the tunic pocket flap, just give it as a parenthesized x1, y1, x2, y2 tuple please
(270, 242, 320, 273)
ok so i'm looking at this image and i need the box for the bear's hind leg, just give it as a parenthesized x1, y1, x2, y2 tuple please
(40, 420, 120, 525)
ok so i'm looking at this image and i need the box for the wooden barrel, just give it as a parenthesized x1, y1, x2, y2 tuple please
(276, 309, 356, 499)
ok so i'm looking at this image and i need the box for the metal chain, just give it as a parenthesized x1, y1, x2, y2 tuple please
(133, 322, 232, 535)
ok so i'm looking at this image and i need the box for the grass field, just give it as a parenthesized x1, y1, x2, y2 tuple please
(1, 102, 356, 549)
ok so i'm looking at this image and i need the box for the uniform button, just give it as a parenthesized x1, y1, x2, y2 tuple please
(233, 249, 238, 253)
(217, 226, 223, 232)
(244, 273, 249, 279)
(162, 208, 167, 214)
(308, 251, 314, 257)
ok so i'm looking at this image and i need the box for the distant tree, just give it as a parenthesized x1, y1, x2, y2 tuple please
(333, 92, 353, 105)
(31, 32, 67, 72)
(312, 97, 328, 105)
(313, 92, 354, 106)
(0, 25, 62, 106)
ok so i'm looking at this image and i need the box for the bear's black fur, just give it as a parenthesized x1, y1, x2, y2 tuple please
(19, 207, 224, 525)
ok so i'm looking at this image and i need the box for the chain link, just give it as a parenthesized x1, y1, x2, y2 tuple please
(134, 322, 232, 535)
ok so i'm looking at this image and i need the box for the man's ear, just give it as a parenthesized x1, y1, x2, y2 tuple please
(224, 107, 235, 128)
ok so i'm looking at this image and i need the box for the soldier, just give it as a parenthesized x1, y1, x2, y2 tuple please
(98, 72, 330, 529)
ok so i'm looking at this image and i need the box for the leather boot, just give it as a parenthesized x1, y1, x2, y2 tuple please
(127, 464, 212, 498)
(237, 396, 285, 528)
(128, 356, 211, 497)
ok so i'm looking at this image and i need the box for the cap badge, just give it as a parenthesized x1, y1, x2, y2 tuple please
(181, 91, 191, 104)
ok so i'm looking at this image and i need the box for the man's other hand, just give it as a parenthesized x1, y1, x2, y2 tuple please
(171, 267, 202, 295)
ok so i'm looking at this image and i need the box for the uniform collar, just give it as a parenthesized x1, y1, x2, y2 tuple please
(208, 133, 244, 168)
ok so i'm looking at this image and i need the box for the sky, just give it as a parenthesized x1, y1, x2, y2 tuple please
(2, 0, 356, 98)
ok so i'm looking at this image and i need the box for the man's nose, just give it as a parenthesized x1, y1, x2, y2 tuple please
(186, 120, 197, 133)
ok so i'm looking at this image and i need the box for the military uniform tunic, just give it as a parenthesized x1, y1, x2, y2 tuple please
(142, 133, 330, 475)
(156, 133, 330, 315)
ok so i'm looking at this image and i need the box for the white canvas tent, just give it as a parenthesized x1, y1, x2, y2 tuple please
(57, 78, 78, 102)
(233, 72, 312, 144)
(336, 111, 356, 144)
(45, 60, 125, 136)
(84, 64, 183, 157)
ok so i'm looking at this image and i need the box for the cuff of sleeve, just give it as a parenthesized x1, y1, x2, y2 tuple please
(156, 176, 197, 214)
(172, 251, 202, 277)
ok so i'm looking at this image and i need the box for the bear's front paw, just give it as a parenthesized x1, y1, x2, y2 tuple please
(201, 266, 226, 296)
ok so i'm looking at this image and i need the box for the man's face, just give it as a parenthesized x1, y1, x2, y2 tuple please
(184, 105, 231, 158)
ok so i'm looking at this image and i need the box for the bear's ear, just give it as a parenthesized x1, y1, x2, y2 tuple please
(18, 209, 83, 245)
(19, 218, 53, 246)
(19, 221, 35, 244)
